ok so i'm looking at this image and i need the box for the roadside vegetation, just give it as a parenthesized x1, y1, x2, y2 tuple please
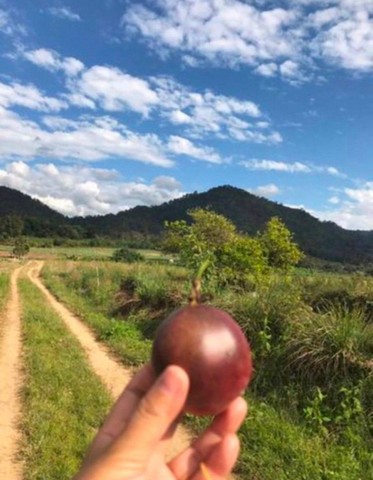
(19, 278, 111, 480)
(2, 208, 367, 479)
(0, 266, 11, 335)
(0, 271, 10, 309)
(42, 257, 373, 479)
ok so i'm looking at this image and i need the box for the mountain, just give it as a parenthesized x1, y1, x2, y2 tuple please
(0, 186, 65, 220)
(1, 184, 373, 265)
(0, 186, 80, 238)
(72, 185, 373, 265)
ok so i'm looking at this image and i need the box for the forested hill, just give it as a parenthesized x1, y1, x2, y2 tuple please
(0, 186, 65, 220)
(1, 184, 373, 265)
(72, 185, 373, 265)
(0, 186, 79, 238)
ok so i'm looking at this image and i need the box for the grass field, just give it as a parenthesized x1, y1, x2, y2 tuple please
(0, 244, 171, 263)
(42, 259, 373, 479)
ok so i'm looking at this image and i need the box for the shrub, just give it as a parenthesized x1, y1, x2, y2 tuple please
(12, 237, 30, 258)
(112, 247, 144, 263)
(285, 302, 372, 387)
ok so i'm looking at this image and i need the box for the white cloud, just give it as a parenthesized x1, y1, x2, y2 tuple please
(71, 66, 159, 116)
(153, 175, 182, 191)
(124, 0, 299, 69)
(153, 76, 281, 144)
(0, 108, 173, 167)
(0, 8, 27, 38)
(19, 47, 280, 144)
(241, 159, 312, 173)
(311, 9, 373, 71)
(328, 195, 340, 204)
(23, 48, 84, 76)
(122, 0, 373, 78)
(46, 7, 81, 22)
(0, 81, 67, 112)
(0, 161, 185, 216)
(305, 182, 373, 230)
(249, 183, 281, 197)
(241, 158, 346, 175)
(279, 60, 308, 84)
(255, 62, 278, 77)
(167, 135, 223, 163)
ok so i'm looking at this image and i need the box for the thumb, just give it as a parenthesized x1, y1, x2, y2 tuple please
(112, 365, 189, 462)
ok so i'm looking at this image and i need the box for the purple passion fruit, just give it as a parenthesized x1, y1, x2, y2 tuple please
(151, 304, 252, 416)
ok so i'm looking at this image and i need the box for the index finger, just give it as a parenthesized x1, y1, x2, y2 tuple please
(84, 363, 156, 462)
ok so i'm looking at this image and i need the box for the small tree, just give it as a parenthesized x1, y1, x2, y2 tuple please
(163, 209, 238, 273)
(13, 237, 30, 259)
(259, 217, 303, 270)
(164, 209, 266, 284)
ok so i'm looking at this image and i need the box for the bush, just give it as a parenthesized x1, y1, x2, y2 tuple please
(12, 237, 30, 258)
(112, 247, 144, 263)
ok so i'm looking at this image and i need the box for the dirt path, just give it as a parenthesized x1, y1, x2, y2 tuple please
(0, 265, 24, 480)
(26, 261, 191, 457)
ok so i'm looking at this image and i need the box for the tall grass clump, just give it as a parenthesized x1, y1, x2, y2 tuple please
(286, 302, 372, 384)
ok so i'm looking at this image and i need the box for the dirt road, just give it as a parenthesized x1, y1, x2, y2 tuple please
(26, 261, 191, 456)
(0, 265, 23, 480)
(0, 260, 227, 479)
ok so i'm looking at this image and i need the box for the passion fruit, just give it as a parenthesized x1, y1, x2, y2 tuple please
(151, 303, 252, 416)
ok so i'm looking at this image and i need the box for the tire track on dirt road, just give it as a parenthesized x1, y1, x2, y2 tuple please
(26, 260, 192, 458)
(0, 264, 24, 480)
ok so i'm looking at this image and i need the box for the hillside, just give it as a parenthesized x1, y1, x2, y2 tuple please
(72, 185, 373, 265)
(1, 185, 373, 265)
(0, 186, 65, 221)
(0, 186, 80, 238)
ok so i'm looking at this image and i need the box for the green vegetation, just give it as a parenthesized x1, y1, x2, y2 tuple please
(12, 237, 30, 258)
(164, 209, 303, 284)
(0, 269, 10, 320)
(2, 184, 373, 268)
(42, 261, 155, 365)
(19, 278, 111, 480)
(112, 246, 145, 263)
(42, 259, 373, 479)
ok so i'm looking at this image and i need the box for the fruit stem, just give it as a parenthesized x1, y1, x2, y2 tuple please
(189, 259, 210, 306)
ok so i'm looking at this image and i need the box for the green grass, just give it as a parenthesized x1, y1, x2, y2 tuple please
(19, 278, 111, 480)
(0, 271, 10, 311)
(42, 261, 153, 366)
(237, 397, 372, 480)
(0, 266, 11, 339)
(41, 260, 373, 479)
(0, 244, 172, 262)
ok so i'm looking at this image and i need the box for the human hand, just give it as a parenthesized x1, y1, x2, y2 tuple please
(74, 363, 247, 480)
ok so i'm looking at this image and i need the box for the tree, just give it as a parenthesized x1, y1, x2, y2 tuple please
(259, 217, 303, 270)
(217, 235, 265, 281)
(12, 237, 30, 258)
(164, 208, 266, 283)
(163, 209, 238, 271)
(0, 215, 24, 239)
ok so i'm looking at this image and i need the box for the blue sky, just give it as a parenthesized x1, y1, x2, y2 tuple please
(0, 0, 372, 229)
